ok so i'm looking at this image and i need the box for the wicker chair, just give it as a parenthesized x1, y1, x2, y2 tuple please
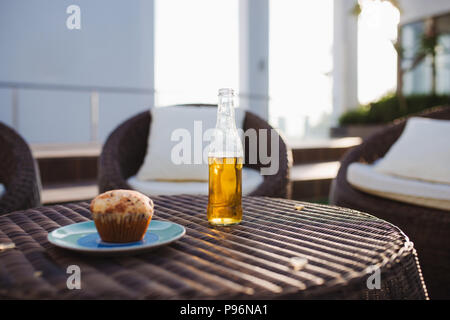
(330, 106, 450, 299)
(99, 105, 292, 198)
(0, 122, 41, 215)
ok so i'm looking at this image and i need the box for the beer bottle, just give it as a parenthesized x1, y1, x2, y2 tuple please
(207, 88, 243, 226)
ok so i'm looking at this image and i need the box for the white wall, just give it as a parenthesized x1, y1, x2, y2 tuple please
(399, 0, 450, 24)
(0, 0, 154, 143)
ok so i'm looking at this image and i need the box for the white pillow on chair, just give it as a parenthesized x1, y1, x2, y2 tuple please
(347, 162, 450, 211)
(374, 117, 450, 184)
(137, 106, 245, 182)
(129, 167, 263, 196)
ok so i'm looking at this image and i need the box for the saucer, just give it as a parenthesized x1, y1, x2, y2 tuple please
(48, 220, 185, 255)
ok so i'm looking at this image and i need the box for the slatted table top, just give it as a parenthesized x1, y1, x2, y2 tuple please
(0, 195, 428, 299)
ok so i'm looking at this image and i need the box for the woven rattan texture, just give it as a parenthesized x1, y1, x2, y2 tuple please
(98, 106, 293, 199)
(330, 106, 450, 299)
(0, 196, 427, 299)
(0, 122, 41, 215)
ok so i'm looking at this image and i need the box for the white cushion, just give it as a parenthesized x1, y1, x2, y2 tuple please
(137, 106, 245, 182)
(374, 117, 450, 184)
(347, 162, 450, 211)
(0, 183, 5, 198)
(129, 167, 264, 196)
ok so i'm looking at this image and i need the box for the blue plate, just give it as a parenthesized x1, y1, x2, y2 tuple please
(48, 220, 185, 255)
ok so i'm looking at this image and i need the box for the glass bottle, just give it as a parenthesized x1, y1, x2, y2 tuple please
(207, 88, 244, 226)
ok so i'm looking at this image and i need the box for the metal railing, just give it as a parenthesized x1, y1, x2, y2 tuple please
(0, 81, 155, 142)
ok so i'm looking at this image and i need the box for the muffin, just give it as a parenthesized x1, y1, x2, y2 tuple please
(90, 189, 154, 243)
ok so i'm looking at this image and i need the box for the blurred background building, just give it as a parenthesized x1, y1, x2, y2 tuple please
(1, 0, 449, 144)
(1, 0, 449, 203)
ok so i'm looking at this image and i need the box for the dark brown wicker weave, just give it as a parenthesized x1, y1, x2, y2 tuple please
(0, 122, 41, 215)
(0, 196, 427, 299)
(99, 105, 292, 198)
(330, 106, 450, 299)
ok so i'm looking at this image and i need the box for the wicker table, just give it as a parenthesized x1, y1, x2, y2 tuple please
(0, 195, 428, 299)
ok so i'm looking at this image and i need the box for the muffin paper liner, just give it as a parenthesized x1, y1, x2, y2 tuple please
(93, 212, 152, 243)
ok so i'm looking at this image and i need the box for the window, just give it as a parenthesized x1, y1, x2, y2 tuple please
(358, 0, 400, 103)
(269, 0, 334, 142)
(401, 13, 450, 95)
(436, 14, 450, 94)
(154, 0, 239, 107)
(401, 21, 431, 94)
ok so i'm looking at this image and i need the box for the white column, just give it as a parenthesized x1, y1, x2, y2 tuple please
(332, 0, 359, 125)
(239, 0, 269, 120)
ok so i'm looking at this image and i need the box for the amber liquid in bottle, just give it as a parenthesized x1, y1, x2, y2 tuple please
(207, 157, 243, 226)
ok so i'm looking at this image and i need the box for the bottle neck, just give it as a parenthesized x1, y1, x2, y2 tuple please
(216, 94, 237, 130)
(209, 90, 243, 158)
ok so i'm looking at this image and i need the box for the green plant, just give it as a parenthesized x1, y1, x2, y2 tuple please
(339, 93, 450, 125)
